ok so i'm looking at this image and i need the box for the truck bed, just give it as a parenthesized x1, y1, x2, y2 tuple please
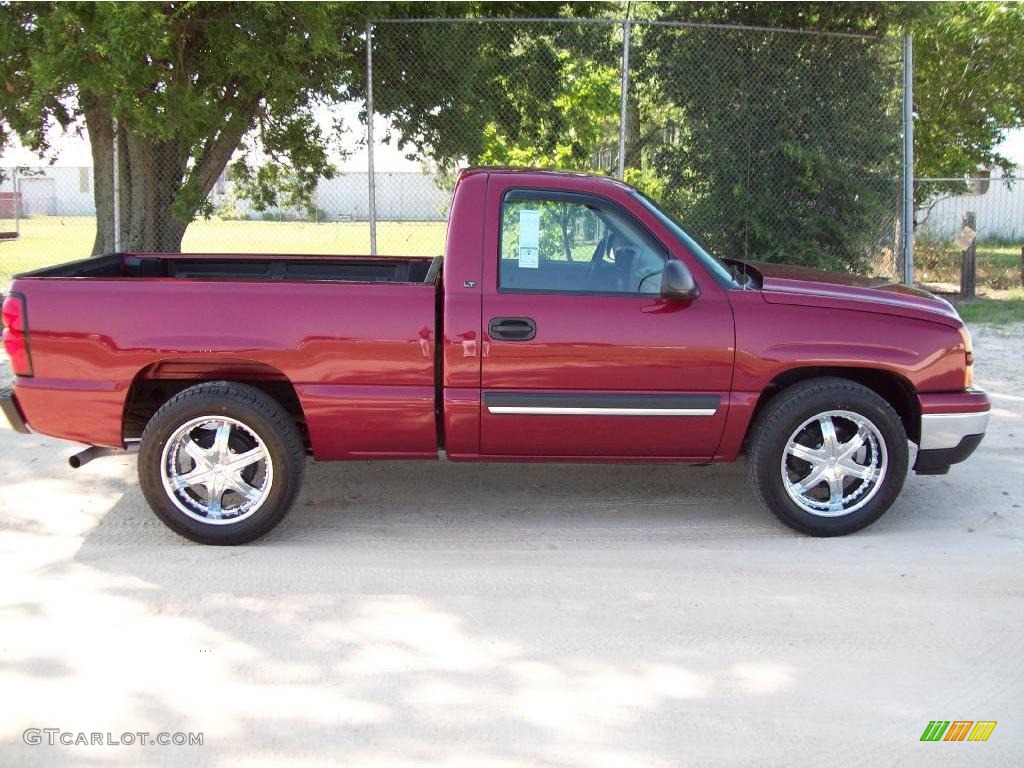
(19, 252, 442, 284)
(9, 250, 442, 458)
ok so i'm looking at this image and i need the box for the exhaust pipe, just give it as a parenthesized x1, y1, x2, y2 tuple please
(69, 441, 139, 469)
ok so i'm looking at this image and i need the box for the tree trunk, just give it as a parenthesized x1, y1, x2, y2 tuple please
(86, 96, 257, 254)
(558, 205, 574, 261)
(86, 109, 190, 253)
(85, 108, 115, 255)
(122, 133, 189, 253)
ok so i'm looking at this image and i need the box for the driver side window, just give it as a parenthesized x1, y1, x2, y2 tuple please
(499, 191, 668, 295)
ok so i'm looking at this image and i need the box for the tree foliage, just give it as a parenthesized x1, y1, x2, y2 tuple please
(0, 2, 377, 252)
(2, 1, 1023, 269)
(412, 2, 917, 272)
(911, 3, 1024, 203)
(427, 2, 1024, 273)
(0, 1, 604, 252)
(630, 11, 906, 271)
(473, 53, 620, 170)
(364, 5, 614, 169)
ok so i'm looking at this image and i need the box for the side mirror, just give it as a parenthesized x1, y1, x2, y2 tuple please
(660, 260, 701, 301)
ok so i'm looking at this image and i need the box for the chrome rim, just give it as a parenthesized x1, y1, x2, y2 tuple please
(160, 416, 273, 525)
(781, 410, 887, 517)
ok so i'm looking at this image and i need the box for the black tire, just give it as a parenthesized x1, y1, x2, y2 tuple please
(138, 381, 304, 545)
(748, 377, 909, 536)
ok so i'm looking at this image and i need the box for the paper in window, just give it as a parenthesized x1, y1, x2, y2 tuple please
(518, 209, 540, 269)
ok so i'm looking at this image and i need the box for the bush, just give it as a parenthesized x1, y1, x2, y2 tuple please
(214, 191, 248, 221)
(915, 236, 1022, 290)
(636, 26, 901, 275)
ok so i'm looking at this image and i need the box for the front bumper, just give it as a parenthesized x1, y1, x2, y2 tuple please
(1, 385, 31, 434)
(914, 389, 989, 475)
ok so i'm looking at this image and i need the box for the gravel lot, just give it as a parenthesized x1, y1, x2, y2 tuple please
(1, 324, 1021, 767)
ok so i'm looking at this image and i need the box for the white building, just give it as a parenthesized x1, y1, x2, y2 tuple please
(2, 166, 449, 222)
(916, 167, 1024, 242)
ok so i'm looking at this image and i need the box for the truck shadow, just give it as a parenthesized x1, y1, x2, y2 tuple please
(82, 457, 783, 550)
(74, 449, 993, 551)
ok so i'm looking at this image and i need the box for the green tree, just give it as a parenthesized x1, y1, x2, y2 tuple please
(911, 3, 1024, 201)
(630, 3, 1024, 187)
(0, 1, 602, 254)
(632, 22, 903, 271)
(373, 2, 926, 273)
(474, 52, 620, 170)
(365, 8, 616, 171)
(4, 1, 1020, 266)
(0, 2, 376, 253)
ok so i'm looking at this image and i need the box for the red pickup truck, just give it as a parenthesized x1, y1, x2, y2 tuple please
(2, 169, 989, 544)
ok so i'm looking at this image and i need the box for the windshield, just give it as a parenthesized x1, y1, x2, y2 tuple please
(629, 190, 738, 288)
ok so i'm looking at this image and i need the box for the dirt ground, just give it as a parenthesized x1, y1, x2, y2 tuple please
(1, 324, 1021, 767)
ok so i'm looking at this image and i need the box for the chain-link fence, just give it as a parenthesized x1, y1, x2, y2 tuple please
(0, 169, 20, 245)
(915, 172, 1024, 291)
(626, 21, 905, 277)
(1, 18, 913, 286)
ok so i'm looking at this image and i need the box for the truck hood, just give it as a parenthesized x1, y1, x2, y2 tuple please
(729, 259, 963, 328)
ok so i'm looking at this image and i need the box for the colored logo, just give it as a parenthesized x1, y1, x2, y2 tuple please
(920, 721, 997, 742)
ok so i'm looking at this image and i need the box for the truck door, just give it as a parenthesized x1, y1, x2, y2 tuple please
(479, 181, 735, 459)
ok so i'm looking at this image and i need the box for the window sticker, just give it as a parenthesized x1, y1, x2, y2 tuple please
(518, 209, 540, 269)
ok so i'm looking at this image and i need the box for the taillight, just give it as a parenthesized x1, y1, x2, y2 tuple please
(959, 326, 974, 389)
(2, 292, 32, 376)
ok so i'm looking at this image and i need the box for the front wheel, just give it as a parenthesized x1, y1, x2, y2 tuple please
(748, 378, 909, 536)
(138, 381, 305, 545)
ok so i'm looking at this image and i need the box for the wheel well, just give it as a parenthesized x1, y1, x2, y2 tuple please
(748, 367, 920, 445)
(123, 361, 309, 448)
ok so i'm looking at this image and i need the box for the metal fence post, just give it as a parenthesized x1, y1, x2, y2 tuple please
(366, 21, 378, 255)
(112, 116, 121, 253)
(617, 18, 631, 180)
(901, 34, 914, 285)
(12, 166, 20, 236)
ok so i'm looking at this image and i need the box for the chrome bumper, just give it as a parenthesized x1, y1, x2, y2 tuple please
(919, 411, 989, 450)
(914, 407, 989, 475)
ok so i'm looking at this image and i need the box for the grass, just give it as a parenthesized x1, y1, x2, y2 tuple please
(915, 241, 1022, 290)
(0, 215, 447, 283)
(951, 288, 1024, 325)
(916, 240, 1023, 324)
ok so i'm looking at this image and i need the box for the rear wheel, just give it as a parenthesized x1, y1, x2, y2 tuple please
(138, 382, 304, 544)
(749, 378, 909, 536)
